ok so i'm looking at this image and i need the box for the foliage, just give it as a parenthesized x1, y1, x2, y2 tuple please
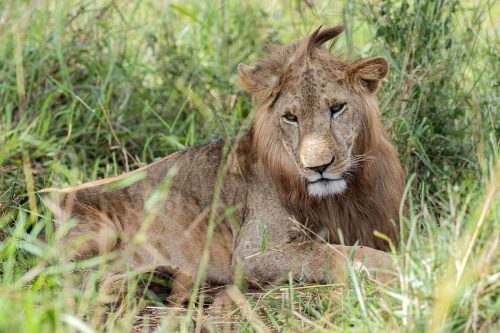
(0, 0, 498, 332)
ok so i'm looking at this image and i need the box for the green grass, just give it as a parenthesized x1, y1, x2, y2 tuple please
(0, 0, 498, 332)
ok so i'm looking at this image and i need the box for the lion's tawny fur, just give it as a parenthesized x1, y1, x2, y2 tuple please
(41, 26, 404, 299)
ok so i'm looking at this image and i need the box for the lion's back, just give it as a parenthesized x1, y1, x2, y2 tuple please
(40, 140, 228, 213)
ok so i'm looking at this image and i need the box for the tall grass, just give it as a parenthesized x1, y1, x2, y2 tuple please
(0, 0, 498, 332)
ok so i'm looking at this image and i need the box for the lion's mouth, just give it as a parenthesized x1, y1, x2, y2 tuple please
(309, 177, 343, 184)
(306, 171, 345, 183)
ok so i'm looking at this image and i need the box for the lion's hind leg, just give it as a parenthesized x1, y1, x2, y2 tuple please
(98, 266, 194, 309)
(58, 203, 119, 260)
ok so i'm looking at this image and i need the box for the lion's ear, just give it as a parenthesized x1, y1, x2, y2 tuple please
(347, 56, 388, 93)
(237, 63, 279, 101)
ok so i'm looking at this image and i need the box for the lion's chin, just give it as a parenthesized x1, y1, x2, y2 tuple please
(307, 179, 347, 197)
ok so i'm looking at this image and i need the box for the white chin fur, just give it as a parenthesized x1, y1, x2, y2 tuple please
(308, 179, 347, 197)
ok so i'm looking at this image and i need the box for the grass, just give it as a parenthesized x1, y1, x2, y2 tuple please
(0, 0, 498, 332)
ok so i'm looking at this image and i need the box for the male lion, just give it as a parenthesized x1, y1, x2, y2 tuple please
(40, 26, 404, 302)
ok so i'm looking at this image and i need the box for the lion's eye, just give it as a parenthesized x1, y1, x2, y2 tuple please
(283, 112, 298, 124)
(330, 102, 347, 117)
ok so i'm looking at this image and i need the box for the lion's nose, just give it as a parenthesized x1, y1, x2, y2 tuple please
(306, 158, 334, 174)
(300, 135, 335, 172)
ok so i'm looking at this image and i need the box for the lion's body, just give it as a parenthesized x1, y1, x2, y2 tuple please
(41, 26, 404, 300)
(44, 141, 241, 284)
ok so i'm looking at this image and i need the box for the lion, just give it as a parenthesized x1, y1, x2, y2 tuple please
(39, 26, 404, 304)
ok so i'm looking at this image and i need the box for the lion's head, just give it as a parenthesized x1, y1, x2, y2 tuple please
(238, 26, 389, 198)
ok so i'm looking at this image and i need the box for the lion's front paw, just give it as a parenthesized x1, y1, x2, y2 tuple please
(351, 247, 397, 286)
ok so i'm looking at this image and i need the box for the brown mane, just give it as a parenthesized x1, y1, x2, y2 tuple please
(237, 26, 404, 250)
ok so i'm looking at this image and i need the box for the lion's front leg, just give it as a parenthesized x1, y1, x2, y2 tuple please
(233, 219, 395, 286)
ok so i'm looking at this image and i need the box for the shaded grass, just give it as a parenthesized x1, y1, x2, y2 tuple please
(0, 0, 498, 332)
